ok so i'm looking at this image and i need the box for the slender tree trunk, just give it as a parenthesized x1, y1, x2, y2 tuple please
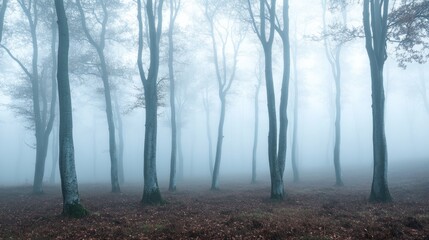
(49, 124, 58, 184)
(55, 0, 87, 217)
(251, 81, 261, 184)
(100, 56, 120, 193)
(76, 0, 120, 193)
(177, 123, 184, 180)
(168, 0, 178, 191)
(291, 30, 299, 183)
(211, 96, 226, 190)
(114, 93, 124, 184)
(321, 0, 344, 186)
(49, 16, 58, 185)
(363, 0, 392, 202)
(203, 94, 214, 177)
(333, 54, 343, 186)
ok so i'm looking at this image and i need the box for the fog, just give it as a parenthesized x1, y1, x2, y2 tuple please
(0, 0, 428, 190)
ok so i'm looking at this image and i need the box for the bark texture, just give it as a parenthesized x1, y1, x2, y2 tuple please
(55, 0, 87, 217)
(363, 0, 392, 203)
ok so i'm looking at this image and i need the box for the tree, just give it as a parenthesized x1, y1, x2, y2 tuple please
(0, 0, 7, 42)
(137, 0, 165, 205)
(202, 87, 214, 177)
(363, 0, 392, 202)
(168, 0, 181, 192)
(55, 0, 87, 217)
(247, 0, 290, 199)
(1, 0, 57, 194)
(75, 0, 120, 193)
(251, 50, 263, 184)
(291, 24, 299, 183)
(203, 0, 245, 190)
(321, 0, 347, 186)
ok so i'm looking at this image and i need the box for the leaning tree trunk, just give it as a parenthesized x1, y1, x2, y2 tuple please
(363, 0, 392, 202)
(55, 0, 87, 217)
(291, 33, 299, 183)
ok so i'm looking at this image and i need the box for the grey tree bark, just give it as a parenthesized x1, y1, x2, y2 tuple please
(203, 89, 214, 177)
(76, 0, 120, 193)
(55, 0, 87, 217)
(247, 0, 290, 199)
(204, 1, 243, 190)
(113, 92, 124, 184)
(363, 0, 392, 202)
(49, 12, 59, 185)
(168, 0, 181, 192)
(321, 0, 345, 186)
(291, 26, 299, 183)
(251, 54, 262, 184)
(137, 0, 164, 205)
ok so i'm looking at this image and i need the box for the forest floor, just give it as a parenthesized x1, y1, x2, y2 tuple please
(0, 166, 429, 239)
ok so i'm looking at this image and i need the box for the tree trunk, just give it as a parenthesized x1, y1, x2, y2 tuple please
(291, 30, 299, 183)
(138, 0, 164, 205)
(76, 0, 120, 193)
(55, 0, 87, 217)
(168, 0, 178, 192)
(142, 86, 162, 204)
(363, 0, 392, 202)
(49, 125, 58, 184)
(114, 93, 124, 184)
(251, 81, 261, 184)
(99, 54, 120, 193)
(333, 54, 343, 186)
(203, 94, 214, 177)
(321, 0, 344, 186)
(211, 96, 226, 190)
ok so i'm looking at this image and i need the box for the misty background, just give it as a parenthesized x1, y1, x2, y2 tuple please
(0, 0, 428, 187)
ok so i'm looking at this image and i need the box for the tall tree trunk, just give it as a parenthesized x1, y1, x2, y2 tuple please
(251, 79, 261, 184)
(291, 28, 299, 183)
(168, 0, 179, 192)
(333, 54, 343, 186)
(211, 96, 226, 190)
(49, 16, 58, 185)
(55, 0, 87, 217)
(321, 0, 344, 186)
(203, 93, 214, 177)
(137, 0, 164, 205)
(76, 0, 120, 193)
(363, 0, 392, 202)
(114, 92, 124, 184)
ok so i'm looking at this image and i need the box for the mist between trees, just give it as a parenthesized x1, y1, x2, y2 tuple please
(0, 0, 428, 214)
